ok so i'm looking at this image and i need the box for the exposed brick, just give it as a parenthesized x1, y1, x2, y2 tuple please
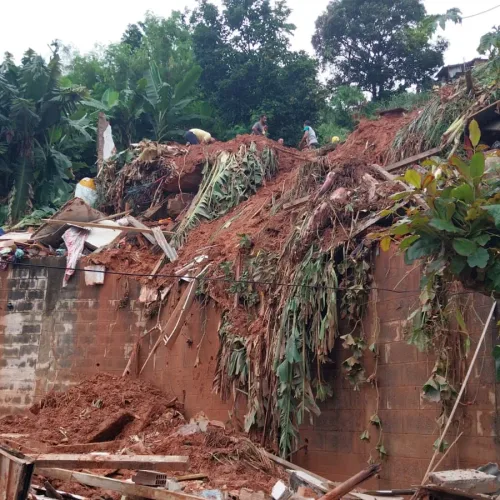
(378, 321, 404, 343)
(21, 324, 41, 334)
(27, 289, 45, 300)
(379, 386, 420, 410)
(403, 410, 440, 435)
(382, 342, 418, 364)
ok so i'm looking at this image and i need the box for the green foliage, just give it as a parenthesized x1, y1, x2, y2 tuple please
(382, 121, 500, 296)
(494, 345, 500, 382)
(273, 246, 338, 456)
(0, 46, 92, 224)
(174, 143, 278, 246)
(190, 0, 325, 144)
(313, 0, 458, 99)
(478, 26, 500, 58)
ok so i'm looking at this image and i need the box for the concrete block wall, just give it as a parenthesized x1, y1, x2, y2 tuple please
(0, 252, 499, 488)
(295, 247, 500, 487)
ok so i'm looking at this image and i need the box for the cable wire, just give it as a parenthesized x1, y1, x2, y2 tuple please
(462, 4, 500, 19)
(10, 261, 423, 294)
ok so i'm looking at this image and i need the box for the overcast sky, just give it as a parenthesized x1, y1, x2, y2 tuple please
(1, 0, 498, 65)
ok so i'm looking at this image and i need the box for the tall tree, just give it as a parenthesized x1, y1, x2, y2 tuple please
(0, 46, 92, 224)
(313, 0, 458, 99)
(190, 0, 325, 144)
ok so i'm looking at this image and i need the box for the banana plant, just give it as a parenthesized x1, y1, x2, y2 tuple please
(141, 61, 204, 142)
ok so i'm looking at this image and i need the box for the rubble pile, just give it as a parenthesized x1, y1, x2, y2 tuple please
(0, 374, 288, 499)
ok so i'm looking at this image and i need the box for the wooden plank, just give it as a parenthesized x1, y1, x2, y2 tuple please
(41, 219, 173, 236)
(384, 146, 442, 172)
(95, 210, 132, 222)
(149, 256, 166, 280)
(37, 468, 201, 500)
(263, 451, 336, 488)
(283, 195, 311, 211)
(46, 442, 117, 454)
(127, 215, 159, 244)
(152, 227, 178, 261)
(369, 164, 428, 209)
(32, 454, 189, 472)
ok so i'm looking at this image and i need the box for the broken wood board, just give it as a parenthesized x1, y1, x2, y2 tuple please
(37, 468, 201, 500)
(150, 256, 167, 280)
(88, 410, 134, 442)
(152, 226, 178, 261)
(264, 451, 336, 489)
(384, 146, 442, 173)
(32, 454, 189, 472)
(31, 198, 105, 247)
(47, 441, 117, 454)
(84, 220, 124, 250)
(127, 215, 160, 244)
(350, 494, 404, 500)
(41, 219, 173, 237)
(283, 196, 311, 211)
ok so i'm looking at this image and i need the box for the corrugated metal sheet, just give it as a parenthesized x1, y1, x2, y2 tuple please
(0, 446, 34, 500)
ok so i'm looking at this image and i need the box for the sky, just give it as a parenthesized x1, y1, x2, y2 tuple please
(0, 0, 498, 65)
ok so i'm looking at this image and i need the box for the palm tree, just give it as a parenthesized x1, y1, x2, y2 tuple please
(0, 46, 92, 224)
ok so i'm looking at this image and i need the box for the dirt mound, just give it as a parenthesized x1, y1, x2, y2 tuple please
(327, 112, 418, 166)
(0, 374, 170, 444)
(0, 374, 285, 497)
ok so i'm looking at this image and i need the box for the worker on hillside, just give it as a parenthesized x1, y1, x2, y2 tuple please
(299, 121, 319, 150)
(332, 136, 340, 145)
(184, 129, 215, 145)
(252, 115, 268, 136)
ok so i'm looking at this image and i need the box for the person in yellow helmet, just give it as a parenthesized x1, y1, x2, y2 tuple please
(332, 136, 340, 144)
(184, 129, 216, 145)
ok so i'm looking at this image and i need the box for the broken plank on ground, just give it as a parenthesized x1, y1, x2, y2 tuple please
(384, 146, 442, 173)
(47, 441, 117, 454)
(282, 195, 311, 211)
(32, 454, 189, 472)
(37, 468, 200, 500)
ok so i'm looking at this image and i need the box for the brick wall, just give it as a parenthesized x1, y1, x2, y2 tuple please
(0, 252, 498, 488)
(295, 246, 500, 487)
